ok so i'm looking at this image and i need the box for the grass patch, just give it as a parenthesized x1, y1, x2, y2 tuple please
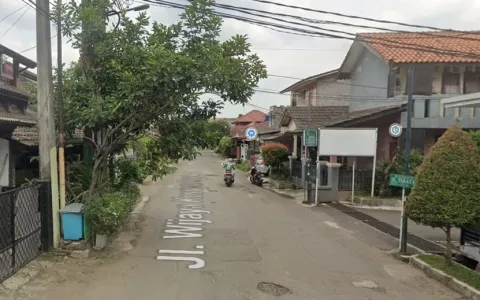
(236, 161, 250, 172)
(418, 254, 480, 290)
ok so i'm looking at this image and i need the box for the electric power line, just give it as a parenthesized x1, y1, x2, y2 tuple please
(213, 1, 480, 43)
(0, 6, 30, 40)
(247, 0, 467, 33)
(0, 4, 29, 23)
(144, 0, 480, 61)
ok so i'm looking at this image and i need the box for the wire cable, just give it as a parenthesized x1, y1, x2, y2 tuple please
(0, 6, 30, 40)
(144, 0, 480, 61)
(247, 0, 469, 33)
(0, 4, 29, 23)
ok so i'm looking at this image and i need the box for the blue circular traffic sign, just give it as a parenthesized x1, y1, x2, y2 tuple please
(246, 127, 258, 140)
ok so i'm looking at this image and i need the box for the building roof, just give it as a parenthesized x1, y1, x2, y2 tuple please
(0, 80, 30, 98)
(359, 31, 480, 64)
(232, 110, 266, 124)
(280, 69, 338, 94)
(12, 127, 85, 146)
(281, 106, 349, 130)
(324, 103, 406, 127)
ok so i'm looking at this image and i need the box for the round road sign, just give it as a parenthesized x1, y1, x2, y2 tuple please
(389, 123, 403, 137)
(245, 127, 258, 141)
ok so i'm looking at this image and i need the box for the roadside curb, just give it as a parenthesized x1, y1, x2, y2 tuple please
(339, 201, 401, 211)
(108, 195, 150, 253)
(410, 254, 480, 299)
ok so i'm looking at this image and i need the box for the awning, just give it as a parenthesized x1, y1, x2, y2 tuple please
(441, 92, 480, 109)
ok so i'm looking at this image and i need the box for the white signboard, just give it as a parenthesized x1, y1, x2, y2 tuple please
(318, 128, 378, 157)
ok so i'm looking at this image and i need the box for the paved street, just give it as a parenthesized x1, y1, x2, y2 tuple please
(21, 151, 461, 300)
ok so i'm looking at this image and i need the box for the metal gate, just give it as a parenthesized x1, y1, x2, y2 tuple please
(0, 182, 52, 282)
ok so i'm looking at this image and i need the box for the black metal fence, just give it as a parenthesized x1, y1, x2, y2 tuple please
(0, 182, 52, 282)
(338, 168, 372, 191)
(292, 160, 302, 178)
(306, 164, 328, 186)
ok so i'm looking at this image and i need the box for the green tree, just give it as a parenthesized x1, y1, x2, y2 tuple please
(406, 125, 480, 265)
(61, 0, 267, 194)
(205, 120, 231, 148)
(217, 136, 232, 157)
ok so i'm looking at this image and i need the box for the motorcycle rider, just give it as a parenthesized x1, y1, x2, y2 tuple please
(222, 158, 236, 181)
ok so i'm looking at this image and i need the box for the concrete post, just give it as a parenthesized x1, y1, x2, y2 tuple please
(301, 158, 307, 188)
(288, 156, 293, 176)
(327, 162, 341, 201)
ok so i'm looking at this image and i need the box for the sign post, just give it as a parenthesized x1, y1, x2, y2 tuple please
(389, 173, 414, 250)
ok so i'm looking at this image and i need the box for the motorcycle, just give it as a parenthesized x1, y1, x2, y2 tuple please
(222, 162, 235, 187)
(224, 171, 234, 187)
(249, 166, 263, 186)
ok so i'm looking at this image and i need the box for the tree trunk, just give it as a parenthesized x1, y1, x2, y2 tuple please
(445, 226, 453, 266)
(88, 158, 103, 196)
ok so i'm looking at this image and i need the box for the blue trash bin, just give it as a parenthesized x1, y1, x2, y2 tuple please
(59, 203, 85, 241)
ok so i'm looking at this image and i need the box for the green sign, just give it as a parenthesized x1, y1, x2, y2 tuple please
(303, 129, 318, 147)
(389, 174, 415, 188)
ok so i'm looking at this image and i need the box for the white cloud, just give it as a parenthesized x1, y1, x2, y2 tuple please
(0, 0, 477, 117)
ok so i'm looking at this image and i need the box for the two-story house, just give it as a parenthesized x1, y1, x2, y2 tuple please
(278, 30, 480, 162)
(0, 45, 37, 188)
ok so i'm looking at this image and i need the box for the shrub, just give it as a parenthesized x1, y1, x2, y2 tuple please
(236, 160, 250, 172)
(115, 157, 144, 184)
(67, 161, 111, 203)
(217, 136, 232, 157)
(374, 148, 424, 197)
(120, 182, 141, 209)
(406, 125, 480, 265)
(260, 142, 288, 172)
(84, 192, 130, 236)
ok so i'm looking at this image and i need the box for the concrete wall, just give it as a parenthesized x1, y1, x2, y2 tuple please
(315, 77, 351, 106)
(0, 138, 10, 187)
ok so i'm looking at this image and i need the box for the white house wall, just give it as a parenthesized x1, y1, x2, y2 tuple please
(348, 50, 390, 111)
(315, 77, 351, 106)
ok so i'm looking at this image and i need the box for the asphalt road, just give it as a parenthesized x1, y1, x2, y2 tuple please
(26, 151, 462, 300)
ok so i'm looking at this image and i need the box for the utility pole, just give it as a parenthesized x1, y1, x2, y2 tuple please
(400, 66, 414, 253)
(57, 0, 66, 209)
(36, 0, 59, 248)
(36, 0, 56, 179)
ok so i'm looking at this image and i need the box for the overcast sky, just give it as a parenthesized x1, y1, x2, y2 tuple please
(1, 0, 479, 118)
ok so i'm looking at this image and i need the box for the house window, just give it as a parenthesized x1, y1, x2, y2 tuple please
(291, 94, 297, 106)
(442, 68, 460, 94)
(411, 66, 433, 95)
(464, 72, 480, 94)
(424, 99, 430, 117)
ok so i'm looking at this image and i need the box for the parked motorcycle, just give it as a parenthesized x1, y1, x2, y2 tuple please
(249, 166, 263, 186)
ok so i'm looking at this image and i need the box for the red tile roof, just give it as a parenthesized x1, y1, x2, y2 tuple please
(232, 110, 266, 124)
(359, 31, 480, 63)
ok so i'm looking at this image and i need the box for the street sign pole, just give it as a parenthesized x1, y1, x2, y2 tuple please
(400, 66, 414, 253)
